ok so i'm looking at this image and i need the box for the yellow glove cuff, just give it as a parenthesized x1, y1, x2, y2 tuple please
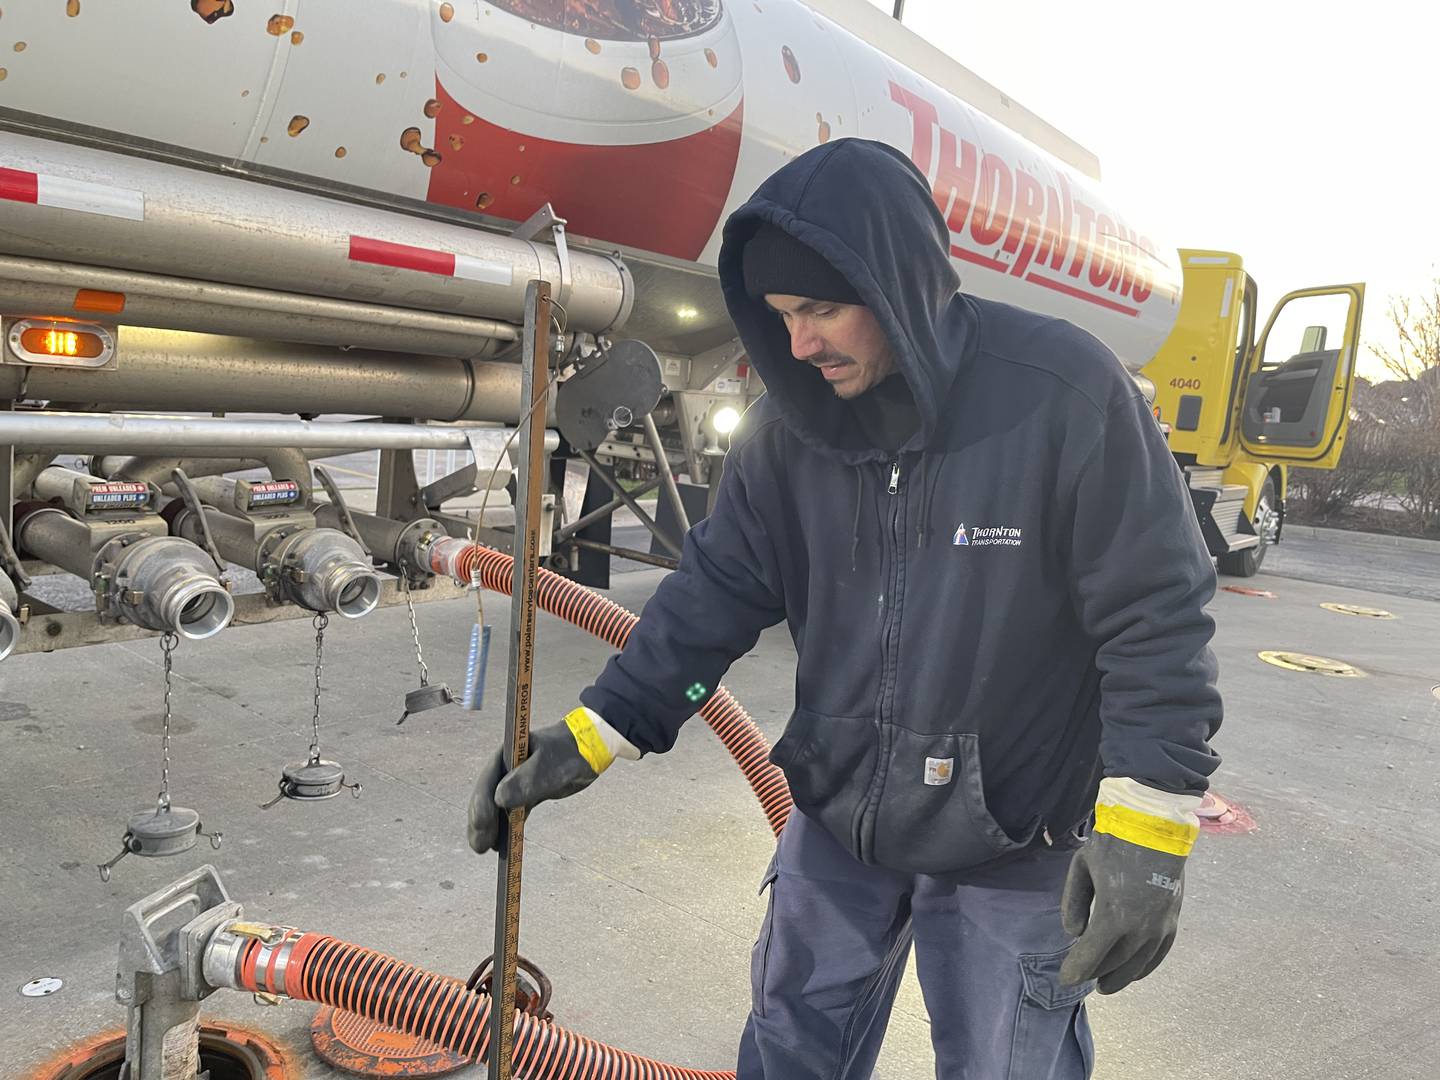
(564, 706, 615, 775)
(1093, 777, 1202, 857)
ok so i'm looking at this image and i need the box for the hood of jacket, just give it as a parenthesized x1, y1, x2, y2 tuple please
(718, 138, 975, 463)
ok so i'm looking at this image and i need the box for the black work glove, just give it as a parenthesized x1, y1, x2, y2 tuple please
(1058, 832, 1186, 993)
(467, 707, 636, 854)
(1058, 776, 1201, 994)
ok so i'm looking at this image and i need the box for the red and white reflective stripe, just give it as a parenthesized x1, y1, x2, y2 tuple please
(347, 235, 513, 286)
(0, 167, 145, 221)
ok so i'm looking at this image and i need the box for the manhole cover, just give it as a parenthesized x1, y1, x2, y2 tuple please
(21, 977, 63, 997)
(1258, 651, 1365, 677)
(311, 1006, 470, 1077)
(1432, 685, 1440, 702)
(1320, 603, 1396, 620)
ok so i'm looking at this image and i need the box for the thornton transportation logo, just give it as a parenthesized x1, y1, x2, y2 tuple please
(952, 523, 1023, 547)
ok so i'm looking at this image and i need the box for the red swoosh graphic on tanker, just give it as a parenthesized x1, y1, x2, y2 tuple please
(425, 80, 744, 263)
(951, 245, 1140, 317)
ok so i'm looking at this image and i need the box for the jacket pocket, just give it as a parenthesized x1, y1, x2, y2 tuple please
(871, 730, 1039, 875)
(769, 708, 879, 857)
(1008, 948, 1095, 1080)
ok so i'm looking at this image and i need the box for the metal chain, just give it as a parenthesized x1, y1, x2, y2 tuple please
(157, 631, 178, 812)
(310, 613, 328, 762)
(402, 577, 430, 687)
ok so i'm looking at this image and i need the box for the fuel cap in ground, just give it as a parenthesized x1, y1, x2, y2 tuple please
(1258, 651, 1365, 677)
(1197, 790, 1258, 835)
(1320, 602, 1396, 620)
(311, 1005, 469, 1077)
(20, 978, 62, 997)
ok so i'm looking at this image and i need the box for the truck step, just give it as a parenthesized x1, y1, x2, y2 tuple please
(1190, 483, 1260, 554)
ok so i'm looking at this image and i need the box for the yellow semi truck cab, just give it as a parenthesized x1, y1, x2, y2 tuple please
(1142, 250, 1365, 576)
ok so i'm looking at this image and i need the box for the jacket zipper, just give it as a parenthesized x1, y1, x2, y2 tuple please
(860, 457, 906, 859)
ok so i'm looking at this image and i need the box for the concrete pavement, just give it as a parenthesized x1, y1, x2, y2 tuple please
(2, 534, 1437, 1078)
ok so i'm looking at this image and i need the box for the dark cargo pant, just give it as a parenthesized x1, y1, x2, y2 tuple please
(737, 811, 1095, 1079)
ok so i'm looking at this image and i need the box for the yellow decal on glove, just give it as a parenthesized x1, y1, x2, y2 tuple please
(1093, 804, 1199, 857)
(564, 707, 615, 775)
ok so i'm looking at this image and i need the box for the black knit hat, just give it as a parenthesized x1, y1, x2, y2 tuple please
(742, 222, 863, 305)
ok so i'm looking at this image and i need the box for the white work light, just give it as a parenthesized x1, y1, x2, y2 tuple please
(711, 406, 741, 435)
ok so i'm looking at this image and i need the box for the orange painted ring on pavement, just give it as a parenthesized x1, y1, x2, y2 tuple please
(27, 1021, 294, 1079)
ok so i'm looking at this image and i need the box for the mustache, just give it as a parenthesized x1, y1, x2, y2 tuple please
(809, 353, 855, 367)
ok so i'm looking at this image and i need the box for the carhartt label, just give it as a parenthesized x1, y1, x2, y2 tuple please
(924, 757, 954, 786)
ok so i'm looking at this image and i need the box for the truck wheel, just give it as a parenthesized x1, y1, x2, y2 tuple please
(1218, 477, 1277, 577)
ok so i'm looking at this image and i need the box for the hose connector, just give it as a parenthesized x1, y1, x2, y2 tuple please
(267, 529, 380, 619)
(203, 920, 305, 998)
(420, 535, 482, 586)
(0, 573, 20, 661)
(98, 534, 235, 640)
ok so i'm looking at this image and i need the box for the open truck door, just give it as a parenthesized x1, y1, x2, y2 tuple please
(1238, 285, 1366, 468)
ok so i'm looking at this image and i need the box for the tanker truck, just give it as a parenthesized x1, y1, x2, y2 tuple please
(0, 0, 1364, 660)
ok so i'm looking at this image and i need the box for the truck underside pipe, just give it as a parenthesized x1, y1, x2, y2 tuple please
(0, 328, 546, 424)
(16, 509, 234, 639)
(103, 456, 262, 486)
(0, 254, 519, 359)
(0, 133, 633, 334)
(11, 454, 57, 501)
(104, 450, 313, 502)
(0, 413, 555, 454)
(314, 505, 446, 573)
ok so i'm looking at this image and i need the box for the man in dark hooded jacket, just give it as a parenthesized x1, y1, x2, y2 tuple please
(470, 138, 1222, 1078)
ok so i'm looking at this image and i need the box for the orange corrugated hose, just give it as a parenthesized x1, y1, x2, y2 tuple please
(241, 540, 788, 1077)
(240, 932, 734, 1078)
(435, 540, 794, 837)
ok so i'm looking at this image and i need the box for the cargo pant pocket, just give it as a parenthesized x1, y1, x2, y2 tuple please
(1008, 948, 1096, 1080)
(749, 860, 780, 1020)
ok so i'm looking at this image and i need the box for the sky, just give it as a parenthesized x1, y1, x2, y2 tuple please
(863, 0, 1436, 381)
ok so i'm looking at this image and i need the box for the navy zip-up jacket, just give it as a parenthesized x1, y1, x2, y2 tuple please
(583, 138, 1221, 875)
